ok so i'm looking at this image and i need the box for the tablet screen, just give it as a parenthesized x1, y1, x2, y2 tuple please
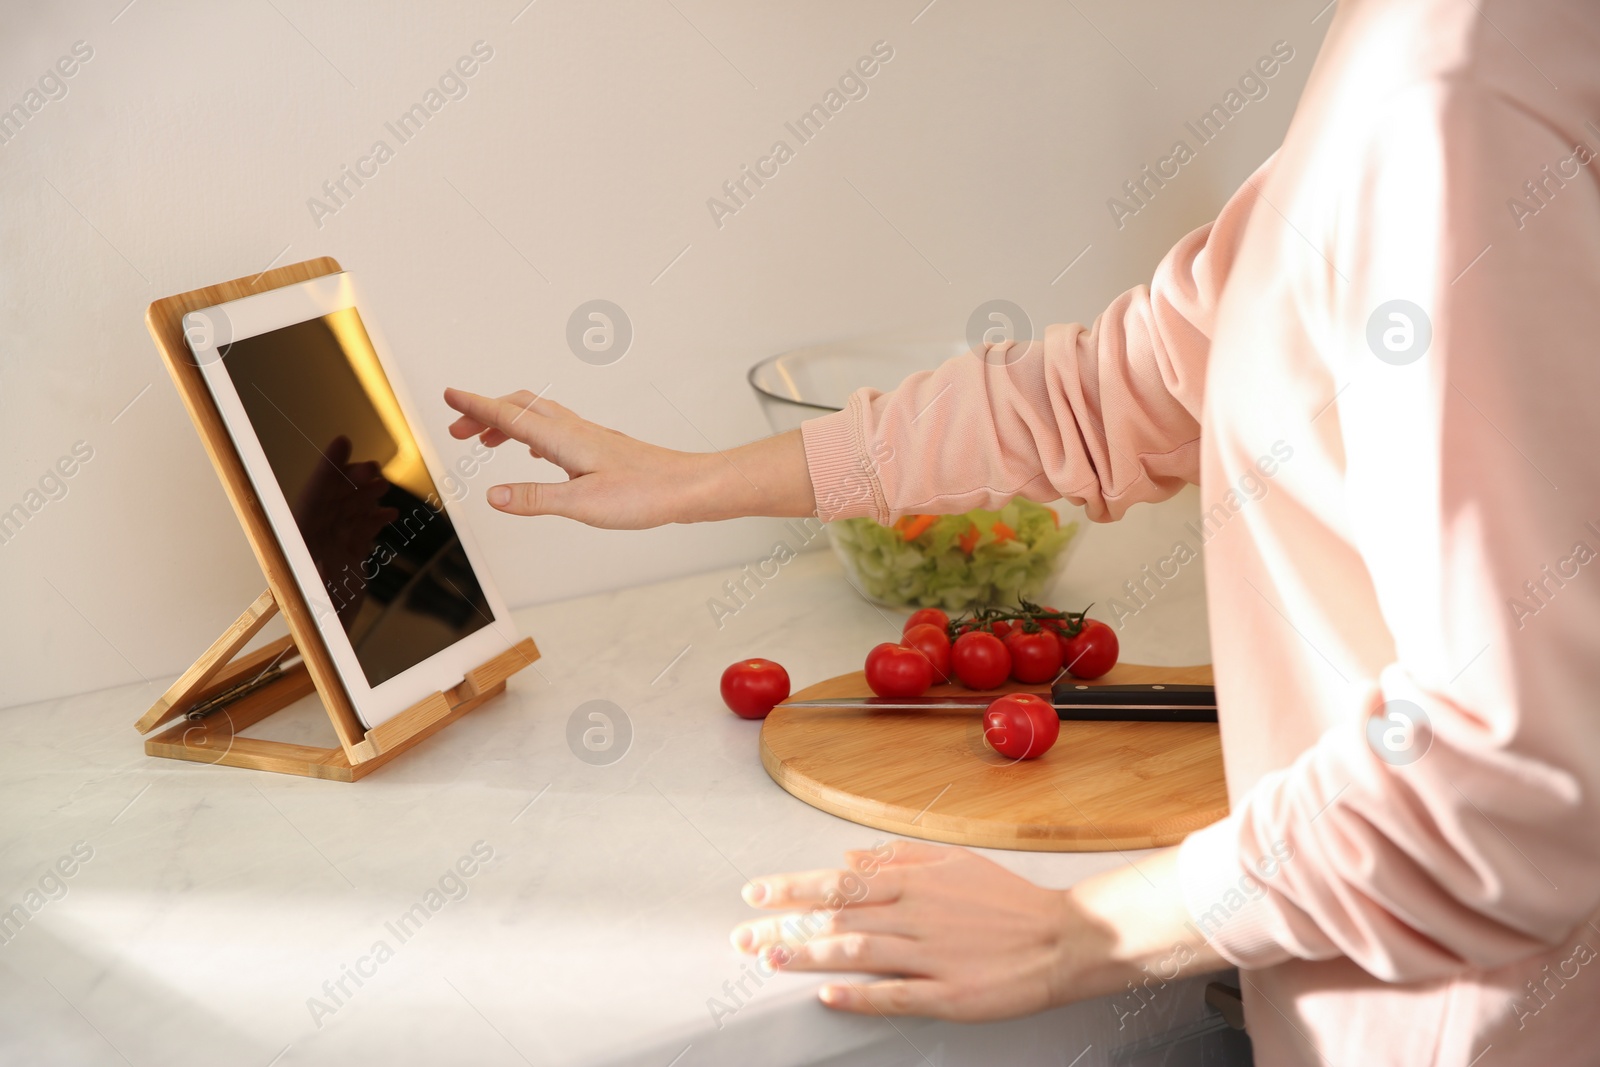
(217, 308, 491, 687)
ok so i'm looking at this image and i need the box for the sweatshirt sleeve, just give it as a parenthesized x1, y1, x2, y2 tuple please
(801, 156, 1274, 525)
(1177, 82, 1600, 979)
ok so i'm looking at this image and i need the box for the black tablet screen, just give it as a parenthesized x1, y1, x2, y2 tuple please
(217, 308, 491, 687)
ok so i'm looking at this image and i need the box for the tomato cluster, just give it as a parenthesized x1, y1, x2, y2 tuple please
(718, 602, 1119, 760)
(862, 602, 1119, 699)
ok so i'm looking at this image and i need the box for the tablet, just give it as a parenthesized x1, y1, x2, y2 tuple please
(182, 272, 519, 730)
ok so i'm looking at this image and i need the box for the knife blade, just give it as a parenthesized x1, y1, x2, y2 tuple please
(781, 682, 1217, 723)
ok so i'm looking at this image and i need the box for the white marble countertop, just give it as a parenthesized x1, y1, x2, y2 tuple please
(0, 488, 1241, 1067)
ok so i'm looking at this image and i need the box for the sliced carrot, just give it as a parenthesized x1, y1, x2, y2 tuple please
(992, 521, 1016, 543)
(897, 514, 937, 541)
(958, 523, 981, 554)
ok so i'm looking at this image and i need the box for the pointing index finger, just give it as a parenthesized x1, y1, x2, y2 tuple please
(443, 388, 548, 446)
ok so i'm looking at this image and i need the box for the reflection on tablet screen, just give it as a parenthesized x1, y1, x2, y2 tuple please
(219, 308, 491, 687)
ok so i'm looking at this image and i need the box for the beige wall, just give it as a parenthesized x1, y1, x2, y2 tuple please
(0, 0, 1324, 707)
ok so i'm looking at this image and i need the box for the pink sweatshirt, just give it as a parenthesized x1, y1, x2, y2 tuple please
(801, 1, 1600, 1062)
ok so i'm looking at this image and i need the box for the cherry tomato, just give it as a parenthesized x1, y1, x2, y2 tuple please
(720, 659, 791, 719)
(951, 631, 1011, 690)
(983, 693, 1060, 760)
(903, 608, 950, 637)
(1059, 619, 1119, 680)
(902, 622, 952, 683)
(864, 642, 934, 698)
(1005, 629, 1063, 684)
(990, 620, 1013, 640)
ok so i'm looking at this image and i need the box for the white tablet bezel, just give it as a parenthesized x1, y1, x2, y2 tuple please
(183, 272, 518, 730)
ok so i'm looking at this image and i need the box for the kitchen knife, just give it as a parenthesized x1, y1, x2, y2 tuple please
(781, 682, 1217, 723)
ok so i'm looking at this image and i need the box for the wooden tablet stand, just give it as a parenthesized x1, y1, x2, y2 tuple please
(136, 257, 539, 781)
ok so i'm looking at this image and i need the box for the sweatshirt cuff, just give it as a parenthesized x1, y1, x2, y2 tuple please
(1177, 815, 1296, 970)
(801, 396, 889, 524)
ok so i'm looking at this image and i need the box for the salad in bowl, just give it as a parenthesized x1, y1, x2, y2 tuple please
(827, 497, 1078, 612)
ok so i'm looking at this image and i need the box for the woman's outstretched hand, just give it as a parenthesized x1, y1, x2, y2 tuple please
(443, 387, 817, 528)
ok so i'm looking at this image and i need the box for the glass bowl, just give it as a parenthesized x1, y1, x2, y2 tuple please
(747, 337, 969, 433)
(829, 501, 1079, 612)
(748, 339, 1080, 613)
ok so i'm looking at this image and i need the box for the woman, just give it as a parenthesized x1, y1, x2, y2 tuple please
(444, 1, 1600, 1062)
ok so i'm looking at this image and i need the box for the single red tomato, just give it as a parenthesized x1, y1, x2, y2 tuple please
(983, 693, 1060, 760)
(990, 620, 1013, 640)
(864, 642, 934, 698)
(902, 623, 952, 683)
(720, 659, 791, 719)
(903, 608, 950, 636)
(951, 631, 1011, 690)
(1059, 619, 1119, 680)
(1005, 629, 1064, 684)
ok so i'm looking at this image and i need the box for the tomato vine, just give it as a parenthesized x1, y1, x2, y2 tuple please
(946, 598, 1094, 640)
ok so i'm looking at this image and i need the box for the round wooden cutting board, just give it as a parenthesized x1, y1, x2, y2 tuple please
(760, 663, 1227, 852)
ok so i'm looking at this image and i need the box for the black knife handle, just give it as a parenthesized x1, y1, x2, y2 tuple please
(1049, 682, 1217, 723)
